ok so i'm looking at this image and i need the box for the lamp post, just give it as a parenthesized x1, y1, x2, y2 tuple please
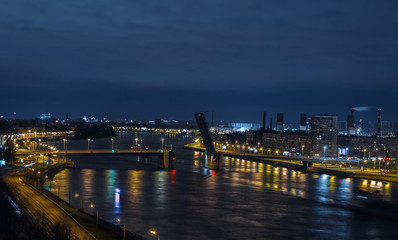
(161, 138, 164, 150)
(111, 138, 114, 152)
(117, 218, 125, 240)
(135, 138, 138, 148)
(88, 138, 90, 151)
(90, 204, 99, 238)
(63, 139, 67, 157)
(150, 229, 160, 240)
(34, 132, 37, 151)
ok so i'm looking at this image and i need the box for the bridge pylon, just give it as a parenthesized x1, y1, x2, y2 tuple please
(158, 150, 175, 170)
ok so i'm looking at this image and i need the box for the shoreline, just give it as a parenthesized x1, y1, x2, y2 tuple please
(183, 143, 398, 184)
(3, 161, 148, 240)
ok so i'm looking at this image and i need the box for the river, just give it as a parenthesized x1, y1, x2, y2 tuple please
(47, 131, 398, 240)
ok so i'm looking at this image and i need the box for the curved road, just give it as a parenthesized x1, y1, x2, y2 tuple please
(3, 170, 94, 240)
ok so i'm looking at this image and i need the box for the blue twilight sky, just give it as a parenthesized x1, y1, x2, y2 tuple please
(1, 0, 397, 123)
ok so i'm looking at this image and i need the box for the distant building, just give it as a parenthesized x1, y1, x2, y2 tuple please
(338, 121, 347, 135)
(300, 113, 307, 131)
(338, 136, 398, 158)
(262, 132, 312, 155)
(347, 109, 355, 136)
(230, 123, 260, 132)
(310, 115, 338, 157)
(276, 113, 284, 132)
(381, 121, 394, 136)
(40, 112, 51, 120)
(394, 122, 398, 137)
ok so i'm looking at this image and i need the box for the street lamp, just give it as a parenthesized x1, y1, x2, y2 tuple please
(63, 139, 67, 153)
(323, 146, 327, 159)
(90, 204, 99, 238)
(161, 138, 164, 150)
(135, 138, 138, 147)
(111, 138, 114, 152)
(88, 138, 90, 151)
(74, 193, 84, 222)
(150, 229, 160, 240)
(117, 218, 125, 240)
(34, 132, 37, 151)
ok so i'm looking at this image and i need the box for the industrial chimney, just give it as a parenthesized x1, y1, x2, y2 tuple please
(347, 108, 355, 136)
(377, 109, 382, 136)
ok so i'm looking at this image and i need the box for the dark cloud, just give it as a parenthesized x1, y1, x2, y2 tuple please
(1, 0, 397, 121)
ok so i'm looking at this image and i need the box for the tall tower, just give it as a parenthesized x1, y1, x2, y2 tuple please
(377, 109, 382, 136)
(347, 108, 355, 136)
(276, 113, 284, 132)
(300, 113, 307, 131)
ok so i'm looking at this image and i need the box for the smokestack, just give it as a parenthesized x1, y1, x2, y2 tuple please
(270, 117, 273, 131)
(347, 108, 355, 136)
(262, 112, 266, 131)
(377, 108, 382, 136)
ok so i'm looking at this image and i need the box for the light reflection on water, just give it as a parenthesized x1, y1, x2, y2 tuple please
(48, 133, 398, 240)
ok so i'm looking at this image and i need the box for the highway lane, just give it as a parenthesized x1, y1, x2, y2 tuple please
(3, 170, 94, 240)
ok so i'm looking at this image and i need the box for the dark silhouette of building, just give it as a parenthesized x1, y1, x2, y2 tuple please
(276, 113, 284, 132)
(300, 113, 307, 131)
(347, 108, 355, 136)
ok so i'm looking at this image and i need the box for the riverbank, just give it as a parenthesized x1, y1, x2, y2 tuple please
(184, 143, 398, 184)
(3, 161, 149, 240)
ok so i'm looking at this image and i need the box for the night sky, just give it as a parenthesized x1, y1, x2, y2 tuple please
(1, 0, 398, 123)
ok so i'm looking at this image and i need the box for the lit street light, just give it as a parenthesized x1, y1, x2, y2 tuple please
(90, 204, 99, 238)
(111, 138, 114, 152)
(63, 139, 67, 154)
(161, 138, 164, 150)
(117, 218, 126, 240)
(88, 138, 90, 151)
(150, 229, 160, 240)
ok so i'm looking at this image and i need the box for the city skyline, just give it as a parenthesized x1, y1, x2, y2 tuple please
(1, 1, 398, 121)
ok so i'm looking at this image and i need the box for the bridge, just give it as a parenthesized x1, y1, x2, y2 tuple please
(193, 112, 360, 171)
(16, 149, 175, 170)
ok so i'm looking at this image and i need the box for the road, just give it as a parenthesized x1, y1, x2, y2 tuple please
(3, 170, 94, 240)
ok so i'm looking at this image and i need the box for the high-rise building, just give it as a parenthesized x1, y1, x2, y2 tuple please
(276, 113, 284, 132)
(300, 113, 307, 131)
(394, 122, 398, 137)
(347, 108, 355, 136)
(310, 115, 338, 157)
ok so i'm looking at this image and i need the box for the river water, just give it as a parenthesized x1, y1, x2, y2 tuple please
(47, 131, 398, 240)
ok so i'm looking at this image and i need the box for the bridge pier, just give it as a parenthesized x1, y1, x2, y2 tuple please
(158, 150, 175, 170)
(302, 161, 313, 171)
(205, 152, 223, 170)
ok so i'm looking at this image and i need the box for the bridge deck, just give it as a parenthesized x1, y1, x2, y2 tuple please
(16, 149, 164, 155)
